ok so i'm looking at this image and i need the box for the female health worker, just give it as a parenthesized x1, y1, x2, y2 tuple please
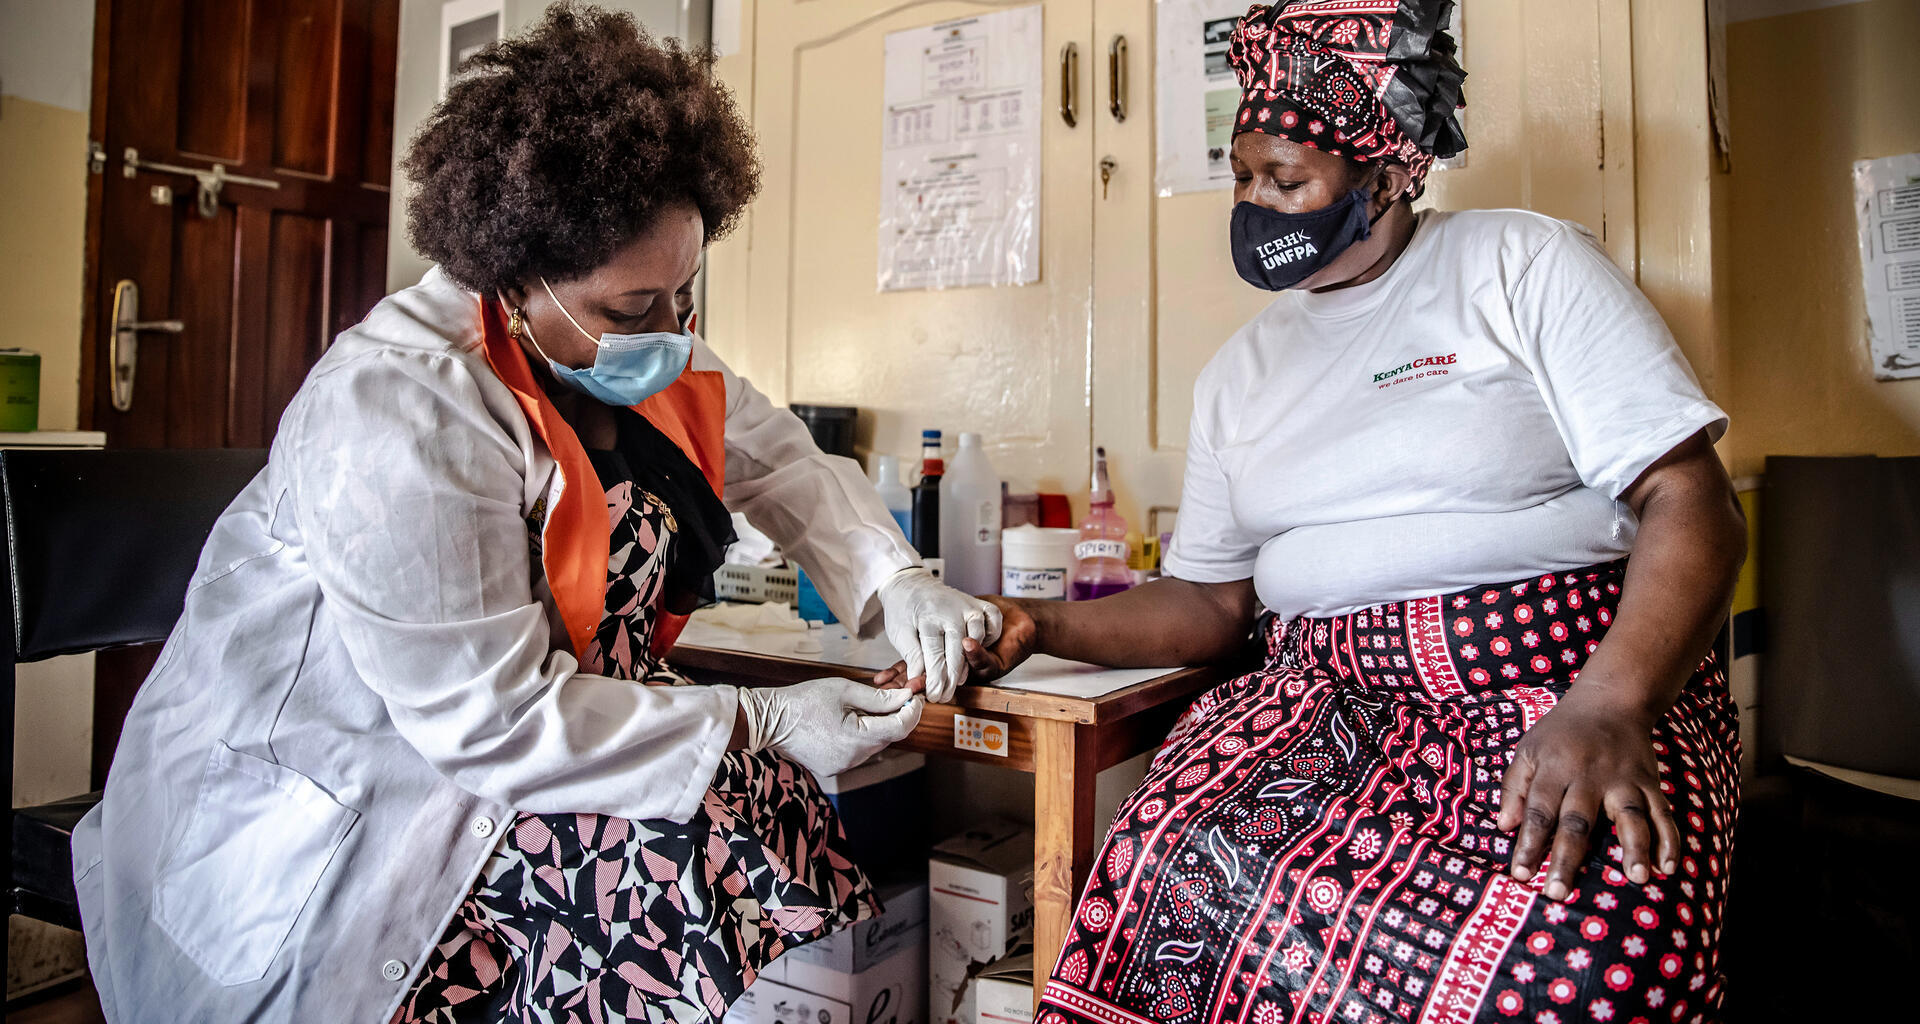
(902, 3, 1747, 1021)
(72, 7, 997, 1021)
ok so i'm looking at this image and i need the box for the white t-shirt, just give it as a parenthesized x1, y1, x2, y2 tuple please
(1163, 209, 1726, 620)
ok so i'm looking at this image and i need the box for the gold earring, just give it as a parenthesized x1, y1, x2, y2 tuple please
(508, 306, 525, 339)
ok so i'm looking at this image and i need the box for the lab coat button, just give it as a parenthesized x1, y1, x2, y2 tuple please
(470, 816, 495, 838)
(381, 959, 408, 982)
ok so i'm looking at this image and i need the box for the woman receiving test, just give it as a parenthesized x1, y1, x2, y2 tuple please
(893, 3, 1746, 1022)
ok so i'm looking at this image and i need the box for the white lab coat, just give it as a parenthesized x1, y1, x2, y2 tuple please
(69, 268, 918, 1022)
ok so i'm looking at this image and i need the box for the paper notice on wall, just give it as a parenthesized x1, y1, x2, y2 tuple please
(877, 6, 1043, 292)
(1155, 1, 1469, 194)
(1854, 153, 1920, 380)
(1154, 0, 1249, 196)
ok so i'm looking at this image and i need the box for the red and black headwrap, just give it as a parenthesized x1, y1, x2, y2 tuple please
(1228, 1, 1467, 197)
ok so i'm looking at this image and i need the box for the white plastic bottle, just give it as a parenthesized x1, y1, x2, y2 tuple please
(872, 453, 913, 538)
(938, 433, 1002, 597)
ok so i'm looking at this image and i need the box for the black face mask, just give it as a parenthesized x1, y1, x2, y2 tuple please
(1230, 187, 1381, 291)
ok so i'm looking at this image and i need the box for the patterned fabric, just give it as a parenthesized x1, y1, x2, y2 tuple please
(1037, 563, 1740, 1024)
(394, 443, 876, 1024)
(1228, 1, 1468, 195)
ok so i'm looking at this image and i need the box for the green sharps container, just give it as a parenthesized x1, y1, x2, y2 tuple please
(0, 350, 41, 432)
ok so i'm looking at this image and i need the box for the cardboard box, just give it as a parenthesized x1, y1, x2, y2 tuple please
(728, 975, 848, 1024)
(728, 941, 926, 1024)
(972, 951, 1035, 1024)
(928, 821, 1034, 1024)
(785, 880, 928, 1000)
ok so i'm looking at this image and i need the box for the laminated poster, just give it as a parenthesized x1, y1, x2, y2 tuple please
(1154, 0, 1250, 196)
(1153, 0, 1467, 196)
(877, 5, 1043, 292)
(1854, 153, 1920, 381)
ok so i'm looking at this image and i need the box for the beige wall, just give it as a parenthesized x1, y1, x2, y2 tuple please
(1722, 0, 1920, 475)
(0, 0, 91, 433)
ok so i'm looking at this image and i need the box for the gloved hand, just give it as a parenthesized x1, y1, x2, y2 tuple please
(737, 677, 924, 778)
(877, 566, 1004, 702)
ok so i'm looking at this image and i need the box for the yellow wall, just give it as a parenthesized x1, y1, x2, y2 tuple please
(0, 94, 89, 432)
(1722, 0, 1920, 475)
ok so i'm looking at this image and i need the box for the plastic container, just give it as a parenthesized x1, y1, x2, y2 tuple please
(795, 567, 835, 624)
(0, 350, 41, 433)
(1071, 446, 1133, 601)
(873, 453, 913, 538)
(790, 403, 858, 460)
(1000, 525, 1080, 601)
(938, 433, 1002, 597)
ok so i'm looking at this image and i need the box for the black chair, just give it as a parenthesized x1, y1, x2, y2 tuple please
(3, 448, 267, 970)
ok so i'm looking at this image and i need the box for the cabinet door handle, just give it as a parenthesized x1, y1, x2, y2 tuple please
(1109, 35, 1128, 122)
(1060, 42, 1079, 127)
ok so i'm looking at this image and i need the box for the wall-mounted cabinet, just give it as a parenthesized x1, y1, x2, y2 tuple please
(707, 0, 1703, 525)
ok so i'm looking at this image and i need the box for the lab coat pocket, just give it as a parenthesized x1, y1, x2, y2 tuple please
(153, 742, 358, 986)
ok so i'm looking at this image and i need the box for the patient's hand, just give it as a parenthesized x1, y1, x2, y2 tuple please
(874, 595, 1036, 690)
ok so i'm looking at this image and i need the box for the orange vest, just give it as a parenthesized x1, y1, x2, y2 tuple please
(478, 296, 727, 661)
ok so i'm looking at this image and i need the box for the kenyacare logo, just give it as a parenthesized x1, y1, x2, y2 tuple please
(1256, 229, 1319, 270)
(1373, 353, 1458, 389)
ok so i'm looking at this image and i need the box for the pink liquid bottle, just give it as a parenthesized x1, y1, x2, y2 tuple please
(1071, 446, 1134, 601)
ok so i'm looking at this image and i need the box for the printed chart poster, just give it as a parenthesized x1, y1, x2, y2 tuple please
(1154, 0, 1249, 196)
(1854, 153, 1920, 380)
(1154, 1, 1468, 194)
(878, 6, 1042, 291)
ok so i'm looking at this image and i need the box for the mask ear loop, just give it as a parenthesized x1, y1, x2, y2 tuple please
(541, 276, 602, 345)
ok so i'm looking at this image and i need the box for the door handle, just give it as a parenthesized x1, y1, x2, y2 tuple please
(1060, 42, 1079, 127)
(1109, 35, 1128, 122)
(109, 279, 184, 412)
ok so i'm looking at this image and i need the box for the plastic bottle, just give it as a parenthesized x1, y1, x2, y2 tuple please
(939, 433, 1002, 597)
(911, 430, 944, 578)
(1070, 446, 1133, 601)
(873, 453, 913, 538)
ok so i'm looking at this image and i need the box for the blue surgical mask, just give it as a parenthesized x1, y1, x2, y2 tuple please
(521, 276, 692, 406)
(1229, 187, 1381, 291)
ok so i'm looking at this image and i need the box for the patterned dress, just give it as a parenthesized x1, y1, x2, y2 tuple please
(394, 446, 876, 1024)
(1038, 563, 1740, 1024)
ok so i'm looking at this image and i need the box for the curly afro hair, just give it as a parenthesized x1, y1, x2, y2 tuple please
(401, 2, 760, 295)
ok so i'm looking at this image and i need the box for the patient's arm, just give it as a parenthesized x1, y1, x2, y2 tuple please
(874, 576, 1258, 686)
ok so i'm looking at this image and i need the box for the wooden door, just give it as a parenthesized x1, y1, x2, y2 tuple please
(80, 0, 400, 782)
(705, 0, 1096, 496)
(1091, 0, 1622, 527)
(83, 0, 399, 449)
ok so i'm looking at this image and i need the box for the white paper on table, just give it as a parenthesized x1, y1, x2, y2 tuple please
(1854, 153, 1920, 381)
(1154, 0, 1249, 197)
(992, 655, 1177, 699)
(877, 5, 1043, 291)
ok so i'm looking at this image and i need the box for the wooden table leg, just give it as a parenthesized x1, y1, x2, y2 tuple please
(1031, 717, 1098, 1016)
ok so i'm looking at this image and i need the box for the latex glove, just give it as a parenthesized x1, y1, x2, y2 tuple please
(737, 677, 924, 778)
(877, 566, 1004, 702)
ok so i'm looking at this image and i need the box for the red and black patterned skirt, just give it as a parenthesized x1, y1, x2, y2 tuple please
(1038, 562, 1739, 1024)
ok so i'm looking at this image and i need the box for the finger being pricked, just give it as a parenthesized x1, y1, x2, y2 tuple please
(872, 661, 926, 694)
